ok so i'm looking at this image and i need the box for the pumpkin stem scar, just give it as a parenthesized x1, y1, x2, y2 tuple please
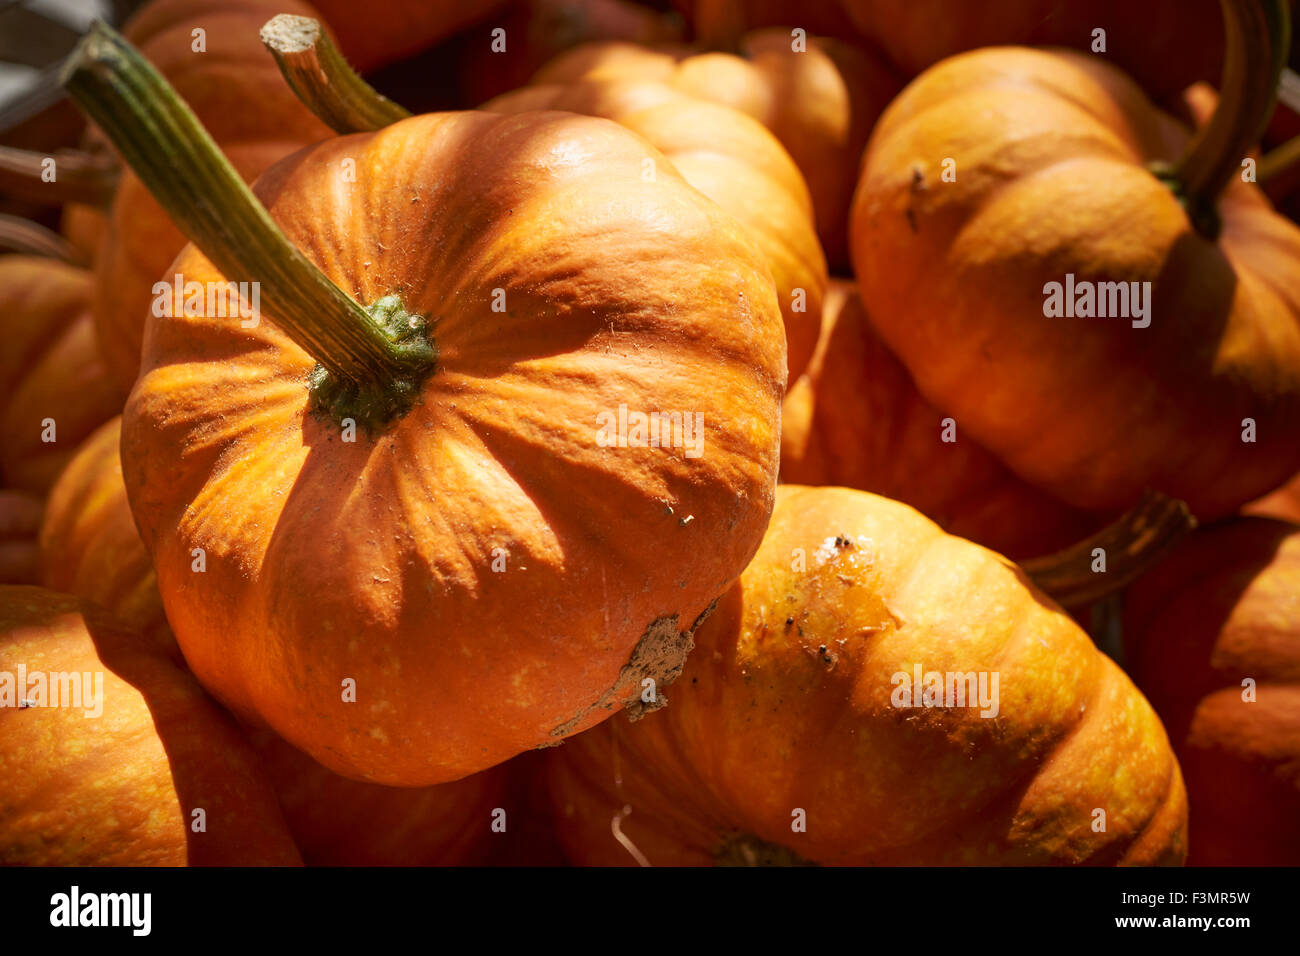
(1156, 0, 1290, 240)
(260, 15, 411, 136)
(713, 832, 817, 866)
(59, 21, 437, 431)
(546, 598, 718, 740)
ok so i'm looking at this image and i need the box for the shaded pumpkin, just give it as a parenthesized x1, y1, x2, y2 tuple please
(247, 727, 508, 865)
(68, 25, 786, 786)
(0, 585, 301, 865)
(40, 416, 172, 655)
(1246, 472, 1300, 523)
(1124, 517, 1300, 865)
(838, 0, 1225, 99)
(0, 255, 122, 494)
(90, 0, 334, 394)
(0, 490, 43, 585)
(781, 279, 1099, 558)
(485, 77, 824, 381)
(547, 485, 1187, 865)
(310, 0, 505, 73)
(851, 39, 1300, 519)
(533, 28, 899, 268)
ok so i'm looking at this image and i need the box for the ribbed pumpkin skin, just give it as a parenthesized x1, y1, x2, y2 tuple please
(0, 491, 42, 585)
(123, 111, 786, 787)
(91, 0, 333, 394)
(781, 280, 1097, 559)
(0, 586, 301, 865)
(0, 256, 122, 494)
(852, 48, 1300, 518)
(485, 78, 824, 381)
(548, 486, 1187, 865)
(1124, 518, 1300, 865)
(534, 30, 899, 268)
(838, 0, 1223, 98)
(40, 417, 171, 654)
(248, 728, 507, 865)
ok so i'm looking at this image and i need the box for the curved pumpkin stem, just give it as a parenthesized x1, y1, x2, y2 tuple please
(1159, 0, 1290, 236)
(0, 213, 85, 264)
(0, 144, 117, 206)
(259, 15, 409, 135)
(60, 21, 435, 428)
(1258, 132, 1300, 186)
(1021, 490, 1196, 608)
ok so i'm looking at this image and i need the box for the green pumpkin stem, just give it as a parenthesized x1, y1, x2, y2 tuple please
(59, 21, 435, 427)
(260, 15, 410, 134)
(0, 144, 118, 206)
(1021, 490, 1196, 608)
(1258, 132, 1300, 185)
(0, 212, 84, 264)
(1163, 0, 1290, 237)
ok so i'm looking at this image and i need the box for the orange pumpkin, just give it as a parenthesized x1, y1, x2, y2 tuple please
(838, 0, 1225, 99)
(851, 6, 1300, 519)
(66, 23, 785, 786)
(548, 485, 1187, 865)
(533, 29, 899, 268)
(310, 0, 505, 72)
(0, 255, 122, 494)
(247, 728, 508, 865)
(485, 77, 824, 381)
(90, 0, 333, 394)
(0, 586, 300, 865)
(782, 279, 1098, 558)
(40, 416, 172, 654)
(1246, 472, 1300, 523)
(0, 491, 43, 585)
(1124, 517, 1300, 865)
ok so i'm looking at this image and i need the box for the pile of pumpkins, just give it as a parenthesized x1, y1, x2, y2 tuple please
(1, 0, 1298, 867)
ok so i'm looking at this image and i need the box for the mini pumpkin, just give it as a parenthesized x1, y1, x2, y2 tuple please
(547, 485, 1187, 865)
(0, 255, 122, 494)
(0, 585, 300, 865)
(851, 3, 1300, 518)
(1124, 517, 1300, 865)
(40, 416, 172, 654)
(66, 24, 785, 786)
(781, 279, 1098, 558)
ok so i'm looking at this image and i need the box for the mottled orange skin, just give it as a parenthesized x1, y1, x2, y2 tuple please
(1125, 518, 1300, 865)
(852, 48, 1300, 518)
(486, 77, 824, 382)
(123, 111, 785, 786)
(0, 586, 301, 865)
(0, 491, 42, 585)
(40, 417, 172, 656)
(549, 486, 1187, 865)
(311, 0, 505, 72)
(839, 0, 1224, 99)
(248, 728, 507, 865)
(0, 256, 122, 494)
(92, 0, 333, 394)
(781, 280, 1099, 559)
(534, 30, 899, 269)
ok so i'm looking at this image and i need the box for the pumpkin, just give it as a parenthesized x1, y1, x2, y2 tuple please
(1124, 517, 1300, 865)
(0, 491, 43, 585)
(40, 416, 172, 654)
(547, 485, 1187, 865)
(0, 585, 300, 865)
(851, 2, 1300, 519)
(453, 0, 686, 107)
(1246, 472, 1300, 522)
(65, 23, 785, 786)
(90, 0, 334, 394)
(838, 0, 1225, 99)
(532, 28, 899, 269)
(310, 0, 505, 73)
(0, 255, 122, 494)
(247, 727, 508, 865)
(782, 279, 1098, 558)
(484, 77, 824, 381)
